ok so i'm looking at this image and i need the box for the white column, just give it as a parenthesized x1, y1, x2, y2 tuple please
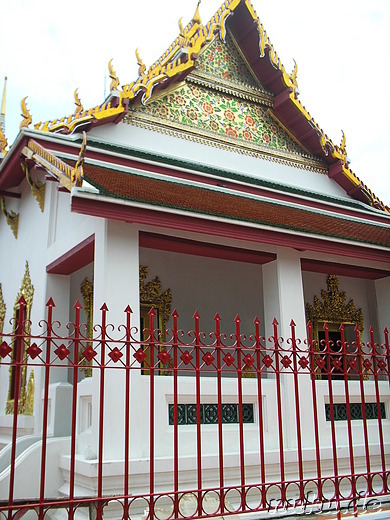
(262, 247, 313, 449)
(92, 220, 140, 460)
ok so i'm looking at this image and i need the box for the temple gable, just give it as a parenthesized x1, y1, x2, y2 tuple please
(194, 32, 269, 95)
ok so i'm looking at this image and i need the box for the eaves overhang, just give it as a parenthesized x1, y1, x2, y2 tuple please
(70, 187, 390, 265)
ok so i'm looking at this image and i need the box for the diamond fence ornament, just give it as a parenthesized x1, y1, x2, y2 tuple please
(26, 342, 42, 359)
(180, 351, 193, 365)
(54, 344, 70, 361)
(134, 348, 147, 364)
(108, 347, 123, 363)
(82, 346, 97, 362)
(202, 352, 215, 366)
(157, 349, 171, 365)
(0, 341, 12, 358)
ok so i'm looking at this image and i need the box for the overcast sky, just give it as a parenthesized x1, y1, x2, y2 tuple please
(2, 0, 389, 206)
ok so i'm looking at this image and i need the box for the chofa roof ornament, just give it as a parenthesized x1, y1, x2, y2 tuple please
(20, 97, 32, 130)
(108, 59, 120, 92)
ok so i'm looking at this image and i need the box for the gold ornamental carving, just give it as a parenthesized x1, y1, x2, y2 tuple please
(80, 277, 94, 377)
(20, 97, 32, 130)
(108, 59, 120, 91)
(21, 161, 46, 213)
(306, 274, 364, 333)
(136, 49, 146, 77)
(0, 127, 7, 154)
(6, 261, 34, 415)
(24, 370, 34, 416)
(74, 89, 84, 116)
(1, 198, 19, 239)
(139, 266, 172, 329)
(0, 283, 6, 340)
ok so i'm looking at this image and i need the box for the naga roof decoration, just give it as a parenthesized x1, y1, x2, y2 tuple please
(12, 0, 389, 212)
(20, 133, 87, 191)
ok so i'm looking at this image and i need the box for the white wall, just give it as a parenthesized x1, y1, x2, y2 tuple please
(89, 123, 352, 201)
(139, 247, 264, 338)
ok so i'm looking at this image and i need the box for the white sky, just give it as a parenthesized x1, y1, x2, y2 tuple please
(2, 0, 389, 206)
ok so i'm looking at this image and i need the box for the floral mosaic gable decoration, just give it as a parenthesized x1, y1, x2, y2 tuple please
(195, 33, 267, 93)
(128, 32, 323, 168)
(134, 80, 314, 161)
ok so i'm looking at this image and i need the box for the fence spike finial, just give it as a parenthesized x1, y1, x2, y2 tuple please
(73, 299, 82, 310)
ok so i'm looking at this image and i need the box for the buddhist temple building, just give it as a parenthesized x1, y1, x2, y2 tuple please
(0, 1, 389, 518)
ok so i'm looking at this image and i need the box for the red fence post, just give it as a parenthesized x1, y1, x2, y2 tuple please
(308, 321, 322, 505)
(97, 303, 108, 519)
(340, 323, 356, 516)
(214, 313, 225, 515)
(273, 318, 286, 507)
(69, 300, 81, 520)
(254, 317, 266, 510)
(193, 310, 202, 517)
(235, 314, 246, 513)
(370, 327, 386, 481)
(123, 304, 132, 519)
(291, 320, 304, 504)
(356, 325, 371, 496)
(172, 309, 179, 518)
(8, 295, 26, 520)
(148, 307, 156, 519)
(39, 297, 55, 519)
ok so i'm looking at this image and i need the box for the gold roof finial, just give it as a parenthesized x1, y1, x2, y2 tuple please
(179, 17, 189, 47)
(74, 88, 84, 116)
(108, 59, 120, 91)
(135, 48, 146, 76)
(20, 96, 32, 130)
(340, 130, 346, 152)
(192, 0, 202, 25)
(290, 59, 298, 88)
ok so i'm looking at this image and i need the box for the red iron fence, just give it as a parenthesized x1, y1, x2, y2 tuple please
(0, 296, 389, 519)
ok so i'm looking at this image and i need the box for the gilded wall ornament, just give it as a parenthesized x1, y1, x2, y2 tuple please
(24, 370, 34, 416)
(80, 277, 94, 377)
(306, 274, 364, 333)
(21, 161, 46, 213)
(0, 283, 6, 340)
(1, 198, 19, 239)
(6, 261, 34, 415)
(139, 266, 172, 329)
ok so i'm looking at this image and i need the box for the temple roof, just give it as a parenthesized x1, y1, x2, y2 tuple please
(80, 162, 390, 248)
(0, 0, 388, 213)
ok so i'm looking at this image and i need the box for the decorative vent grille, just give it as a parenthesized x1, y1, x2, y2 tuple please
(325, 402, 386, 422)
(169, 403, 254, 425)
